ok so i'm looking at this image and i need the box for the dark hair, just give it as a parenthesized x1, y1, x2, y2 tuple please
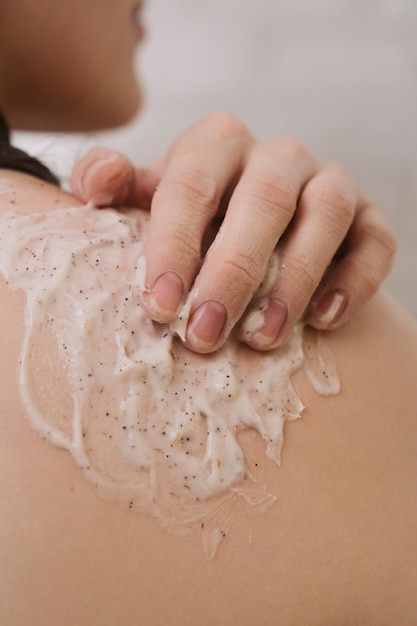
(0, 112, 60, 186)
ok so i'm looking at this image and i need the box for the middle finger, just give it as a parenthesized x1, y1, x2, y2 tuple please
(184, 136, 318, 353)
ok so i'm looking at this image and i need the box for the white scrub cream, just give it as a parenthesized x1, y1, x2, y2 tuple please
(0, 205, 339, 557)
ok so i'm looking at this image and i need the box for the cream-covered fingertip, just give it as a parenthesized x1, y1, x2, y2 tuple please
(310, 289, 348, 328)
(143, 271, 184, 322)
(239, 297, 288, 350)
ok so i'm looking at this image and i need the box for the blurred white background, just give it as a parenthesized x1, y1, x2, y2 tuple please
(16, 0, 417, 315)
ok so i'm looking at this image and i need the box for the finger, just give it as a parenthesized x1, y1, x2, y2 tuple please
(306, 198, 396, 330)
(238, 161, 358, 350)
(183, 137, 318, 353)
(140, 111, 252, 323)
(71, 147, 162, 209)
(71, 147, 135, 205)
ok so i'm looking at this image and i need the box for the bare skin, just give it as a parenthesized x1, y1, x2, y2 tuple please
(0, 2, 410, 623)
(0, 172, 416, 626)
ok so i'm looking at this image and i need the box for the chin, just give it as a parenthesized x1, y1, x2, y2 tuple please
(7, 78, 143, 134)
(66, 84, 144, 133)
(107, 86, 144, 130)
(87, 79, 144, 132)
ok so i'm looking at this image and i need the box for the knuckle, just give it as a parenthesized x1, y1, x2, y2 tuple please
(103, 156, 132, 185)
(203, 110, 249, 141)
(173, 111, 250, 152)
(244, 174, 296, 221)
(343, 252, 382, 296)
(361, 221, 397, 268)
(311, 181, 355, 225)
(160, 227, 201, 262)
(363, 270, 381, 294)
(222, 248, 265, 294)
(168, 168, 220, 216)
(282, 255, 320, 297)
(350, 256, 381, 294)
(363, 222, 397, 254)
(276, 136, 312, 162)
(321, 160, 350, 179)
(382, 230, 397, 265)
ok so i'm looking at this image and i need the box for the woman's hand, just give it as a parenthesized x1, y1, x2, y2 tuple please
(71, 112, 396, 353)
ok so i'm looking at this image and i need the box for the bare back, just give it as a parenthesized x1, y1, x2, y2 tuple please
(0, 172, 416, 626)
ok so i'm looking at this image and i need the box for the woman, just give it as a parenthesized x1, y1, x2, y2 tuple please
(0, 1, 396, 354)
(0, 1, 415, 624)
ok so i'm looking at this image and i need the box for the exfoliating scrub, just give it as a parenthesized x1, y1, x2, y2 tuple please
(0, 204, 339, 557)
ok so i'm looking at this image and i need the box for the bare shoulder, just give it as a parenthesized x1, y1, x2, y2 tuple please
(0, 169, 82, 215)
(288, 292, 417, 623)
(0, 172, 416, 625)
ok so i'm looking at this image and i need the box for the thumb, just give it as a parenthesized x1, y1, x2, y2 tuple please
(71, 147, 162, 209)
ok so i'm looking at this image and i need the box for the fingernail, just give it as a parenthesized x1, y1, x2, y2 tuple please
(314, 289, 347, 327)
(146, 272, 184, 320)
(186, 301, 227, 350)
(241, 298, 288, 349)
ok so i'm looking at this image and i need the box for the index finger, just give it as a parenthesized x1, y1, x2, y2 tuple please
(140, 112, 253, 323)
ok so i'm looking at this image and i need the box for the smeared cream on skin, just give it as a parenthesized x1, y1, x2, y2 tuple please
(0, 204, 339, 558)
